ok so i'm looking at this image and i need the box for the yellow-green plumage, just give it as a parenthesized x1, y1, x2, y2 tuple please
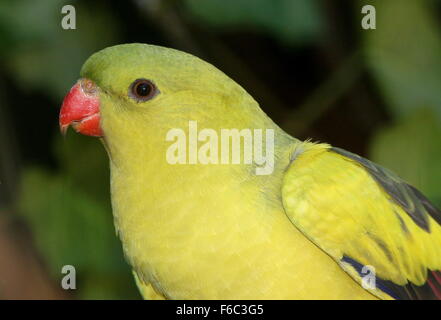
(77, 43, 441, 299)
(283, 143, 441, 299)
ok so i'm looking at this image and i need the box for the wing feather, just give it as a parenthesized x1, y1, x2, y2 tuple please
(282, 143, 441, 299)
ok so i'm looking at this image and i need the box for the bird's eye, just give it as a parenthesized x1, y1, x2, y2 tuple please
(129, 79, 158, 102)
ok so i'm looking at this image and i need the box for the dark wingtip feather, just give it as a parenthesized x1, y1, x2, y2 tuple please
(426, 271, 441, 300)
(342, 255, 441, 300)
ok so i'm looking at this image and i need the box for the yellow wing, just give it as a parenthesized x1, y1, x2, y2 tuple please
(282, 142, 441, 300)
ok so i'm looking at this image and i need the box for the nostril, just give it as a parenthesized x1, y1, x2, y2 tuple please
(80, 78, 98, 95)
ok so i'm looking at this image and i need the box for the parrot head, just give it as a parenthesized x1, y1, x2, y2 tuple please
(60, 43, 267, 138)
(59, 43, 288, 172)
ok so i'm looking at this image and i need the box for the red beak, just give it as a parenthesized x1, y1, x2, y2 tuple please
(59, 78, 102, 137)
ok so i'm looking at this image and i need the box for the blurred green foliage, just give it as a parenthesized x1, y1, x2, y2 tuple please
(0, 0, 120, 99)
(19, 135, 139, 299)
(363, 0, 441, 120)
(0, 0, 440, 299)
(1, 0, 138, 299)
(184, 0, 324, 45)
(362, 0, 441, 207)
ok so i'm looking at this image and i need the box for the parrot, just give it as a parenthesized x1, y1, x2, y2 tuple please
(59, 43, 441, 300)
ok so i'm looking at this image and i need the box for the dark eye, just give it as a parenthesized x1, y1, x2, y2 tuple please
(129, 79, 158, 102)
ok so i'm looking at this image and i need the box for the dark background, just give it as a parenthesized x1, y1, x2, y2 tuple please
(0, 0, 440, 299)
